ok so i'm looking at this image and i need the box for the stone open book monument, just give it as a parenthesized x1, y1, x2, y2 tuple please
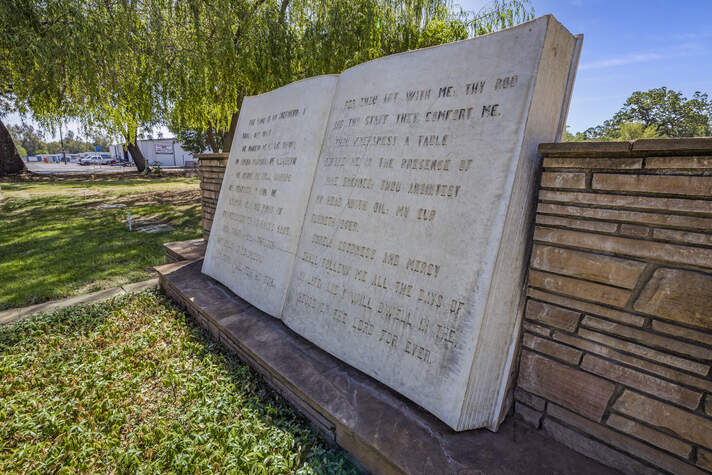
(202, 15, 582, 432)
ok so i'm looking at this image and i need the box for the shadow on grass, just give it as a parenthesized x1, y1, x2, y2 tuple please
(0, 193, 201, 310)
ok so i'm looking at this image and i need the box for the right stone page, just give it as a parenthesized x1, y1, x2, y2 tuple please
(283, 15, 581, 431)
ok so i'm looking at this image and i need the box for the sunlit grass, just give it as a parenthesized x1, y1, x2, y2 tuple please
(0, 177, 202, 310)
(0, 291, 358, 473)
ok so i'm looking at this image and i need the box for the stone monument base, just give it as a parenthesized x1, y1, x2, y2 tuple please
(155, 257, 616, 474)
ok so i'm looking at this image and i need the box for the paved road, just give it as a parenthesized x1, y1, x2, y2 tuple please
(27, 162, 135, 174)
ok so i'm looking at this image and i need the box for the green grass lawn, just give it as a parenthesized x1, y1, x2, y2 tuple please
(0, 291, 358, 473)
(0, 177, 202, 310)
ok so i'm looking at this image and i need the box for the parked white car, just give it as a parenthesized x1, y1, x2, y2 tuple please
(79, 155, 114, 165)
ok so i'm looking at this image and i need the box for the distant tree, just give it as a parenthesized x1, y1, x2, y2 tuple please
(169, 126, 224, 155)
(616, 122, 661, 141)
(577, 87, 712, 141)
(8, 123, 44, 156)
(610, 88, 711, 137)
(15, 144, 27, 158)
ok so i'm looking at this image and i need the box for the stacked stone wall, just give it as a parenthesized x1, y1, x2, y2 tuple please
(197, 153, 228, 241)
(515, 138, 712, 474)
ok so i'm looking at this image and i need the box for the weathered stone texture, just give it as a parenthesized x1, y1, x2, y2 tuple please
(538, 202, 712, 230)
(525, 299, 580, 331)
(540, 171, 587, 189)
(197, 153, 229, 241)
(543, 157, 642, 169)
(613, 391, 712, 450)
(699, 448, 712, 472)
(634, 268, 712, 330)
(580, 355, 702, 409)
(578, 328, 709, 375)
(581, 316, 712, 360)
(593, 173, 712, 197)
(535, 213, 619, 233)
(539, 189, 712, 215)
(516, 140, 712, 475)
(548, 404, 705, 475)
(531, 244, 646, 288)
(529, 269, 631, 307)
(522, 334, 582, 364)
(517, 350, 615, 422)
(528, 288, 645, 326)
(606, 414, 693, 458)
(535, 227, 712, 269)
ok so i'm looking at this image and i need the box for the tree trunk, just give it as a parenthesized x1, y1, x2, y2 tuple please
(207, 123, 219, 152)
(222, 110, 240, 152)
(0, 118, 26, 176)
(127, 142, 148, 172)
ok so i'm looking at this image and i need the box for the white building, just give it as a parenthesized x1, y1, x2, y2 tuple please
(111, 138, 198, 167)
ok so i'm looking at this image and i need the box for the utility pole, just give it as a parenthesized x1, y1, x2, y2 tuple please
(59, 123, 67, 165)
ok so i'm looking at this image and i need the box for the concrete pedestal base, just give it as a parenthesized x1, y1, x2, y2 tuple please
(164, 239, 206, 263)
(155, 259, 616, 475)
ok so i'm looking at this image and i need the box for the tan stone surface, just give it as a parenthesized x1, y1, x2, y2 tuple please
(538, 190, 712, 216)
(614, 391, 712, 450)
(535, 214, 619, 233)
(706, 395, 712, 417)
(534, 227, 712, 269)
(543, 157, 642, 169)
(651, 320, 712, 346)
(527, 288, 646, 326)
(514, 387, 547, 411)
(645, 156, 712, 169)
(525, 299, 580, 331)
(538, 141, 632, 154)
(593, 173, 712, 197)
(540, 172, 587, 189)
(698, 448, 712, 472)
(537, 202, 712, 230)
(522, 321, 552, 337)
(542, 418, 659, 475)
(606, 414, 693, 458)
(553, 331, 712, 392)
(634, 268, 712, 330)
(529, 270, 631, 308)
(581, 355, 702, 409)
(653, 228, 712, 247)
(515, 402, 542, 428)
(523, 334, 583, 364)
(517, 350, 615, 422)
(548, 404, 705, 475)
(581, 316, 712, 360)
(632, 137, 712, 152)
(619, 223, 649, 238)
(531, 244, 646, 289)
(578, 329, 709, 375)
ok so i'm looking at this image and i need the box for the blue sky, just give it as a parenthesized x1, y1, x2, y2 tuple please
(460, 0, 712, 133)
(7, 0, 712, 139)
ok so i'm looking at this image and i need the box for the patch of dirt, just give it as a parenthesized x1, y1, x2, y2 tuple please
(114, 189, 201, 207)
(73, 188, 105, 197)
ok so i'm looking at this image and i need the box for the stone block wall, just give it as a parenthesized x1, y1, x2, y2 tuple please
(515, 138, 712, 474)
(197, 153, 228, 241)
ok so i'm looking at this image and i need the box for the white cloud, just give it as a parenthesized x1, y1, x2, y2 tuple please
(579, 52, 664, 70)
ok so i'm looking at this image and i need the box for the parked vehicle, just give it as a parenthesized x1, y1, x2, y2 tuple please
(79, 155, 114, 165)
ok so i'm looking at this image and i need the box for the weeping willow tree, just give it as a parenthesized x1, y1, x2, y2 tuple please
(0, 0, 89, 175)
(0, 0, 532, 172)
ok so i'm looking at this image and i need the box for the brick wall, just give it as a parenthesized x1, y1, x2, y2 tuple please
(515, 138, 712, 475)
(197, 153, 228, 241)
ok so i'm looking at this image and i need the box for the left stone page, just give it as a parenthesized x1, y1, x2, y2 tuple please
(202, 75, 339, 317)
